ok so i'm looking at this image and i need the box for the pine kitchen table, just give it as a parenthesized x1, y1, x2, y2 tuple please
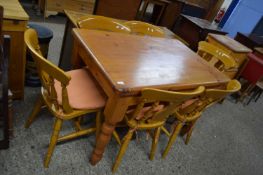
(71, 29, 230, 165)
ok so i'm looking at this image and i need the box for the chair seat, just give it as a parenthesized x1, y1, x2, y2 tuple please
(55, 68, 106, 110)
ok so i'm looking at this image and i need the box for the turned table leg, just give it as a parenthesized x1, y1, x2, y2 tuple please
(90, 95, 130, 165)
(90, 121, 116, 165)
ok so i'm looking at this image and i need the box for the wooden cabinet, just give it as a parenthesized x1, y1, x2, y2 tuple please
(0, 0, 29, 99)
(41, 0, 95, 17)
(207, 34, 252, 78)
(175, 14, 227, 51)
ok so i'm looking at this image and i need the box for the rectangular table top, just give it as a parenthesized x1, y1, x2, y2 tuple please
(73, 29, 230, 94)
(0, 0, 29, 21)
(208, 33, 252, 53)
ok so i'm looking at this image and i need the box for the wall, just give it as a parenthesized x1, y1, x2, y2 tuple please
(222, 0, 263, 37)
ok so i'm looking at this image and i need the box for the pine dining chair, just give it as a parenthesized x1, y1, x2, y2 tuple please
(24, 28, 107, 167)
(112, 86, 205, 172)
(162, 80, 241, 159)
(197, 41, 238, 78)
(77, 15, 131, 34)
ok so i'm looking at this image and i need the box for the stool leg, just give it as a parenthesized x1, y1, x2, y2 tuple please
(255, 89, 262, 102)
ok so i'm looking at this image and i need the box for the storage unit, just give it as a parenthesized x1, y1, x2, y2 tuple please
(0, 0, 29, 99)
(207, 33, 252, 78)
(40, 0, 95, 18)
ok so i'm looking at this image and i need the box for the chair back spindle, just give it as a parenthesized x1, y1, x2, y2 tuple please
(24, 29, 73, 114)
(124, 21, 165, 37)
(130, 86, 205, 124)
(197, 41, 237, 72)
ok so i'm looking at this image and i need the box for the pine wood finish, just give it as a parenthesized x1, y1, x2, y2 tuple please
(197, 41, 238, 79)
(71, 29, 230, 165)
(40, 0, 95, 18)
(0, 0, 29, 99)
(112, 86, 205, 172)
(162, 80, 241, 158)
(24, 29, 106, 167)
(207, 34, 252, 79)
(59, 10, 180, 71)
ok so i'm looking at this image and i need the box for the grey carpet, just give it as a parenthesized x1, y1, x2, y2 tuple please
(1, 3, 263, 175)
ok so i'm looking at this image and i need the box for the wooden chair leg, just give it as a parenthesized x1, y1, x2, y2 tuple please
(95, 110, 102, 143)
(162, 121, 183, 159)
(73, 117, 82, 131)
(161, 126, 170, 137)
(149, 127, 161, 160)
(25, 96, 44, 128)
(57, 127, 96, 142)
(185, 120, 197, 145)
(112, 129, 134, 173)
(44, 118, 63, 168)
(113, 130, 121, 145)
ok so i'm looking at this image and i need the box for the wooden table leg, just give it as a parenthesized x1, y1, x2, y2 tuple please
(90, 95, 129, 165)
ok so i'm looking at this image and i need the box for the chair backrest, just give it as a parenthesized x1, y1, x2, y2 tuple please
(24, 29, 73, 114)
(130, 86, 205, 123)
(77, 15, 131, 34)
(197, 41, 237, 71)
(178, 80, 241, 122)
(124, 21, 165, 37)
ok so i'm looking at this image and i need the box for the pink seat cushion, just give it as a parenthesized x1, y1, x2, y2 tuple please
(55, 68, 106, 110)
(127, 105, 164, 120)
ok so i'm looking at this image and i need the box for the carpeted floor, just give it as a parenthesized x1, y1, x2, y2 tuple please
(1, 3, 263, 175)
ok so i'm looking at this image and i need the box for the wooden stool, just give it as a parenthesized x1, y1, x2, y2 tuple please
(246, 79, 263, 105)
(137, 0, 170, 25)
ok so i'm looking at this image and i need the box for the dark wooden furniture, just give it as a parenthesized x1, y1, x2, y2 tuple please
(59, 10, 178, 71)
(0, 36, 12, 149)
(0, 5, 12, 149)
(93, 0, 142, 20)
(71, 29, 230, 165)
(174, 14, 227, 51)
(158, 0, 184, 29)
(234, 32, 263, 50)
(137, 0, 170, 25)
